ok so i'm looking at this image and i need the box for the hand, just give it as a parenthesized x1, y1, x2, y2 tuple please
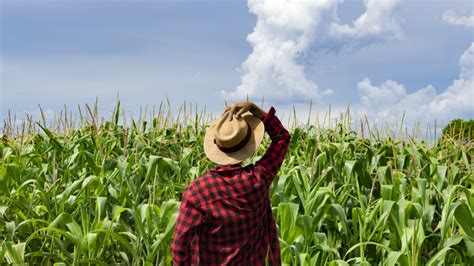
(223, 102, 266, 120)
(224, 102, 253, 117)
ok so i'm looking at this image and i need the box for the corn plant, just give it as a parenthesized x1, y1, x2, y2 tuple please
(1, 101, 472, 265)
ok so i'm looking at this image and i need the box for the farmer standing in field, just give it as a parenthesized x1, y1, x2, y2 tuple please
(171, 102, 290, 265)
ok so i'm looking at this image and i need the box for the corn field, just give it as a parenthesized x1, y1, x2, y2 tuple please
(1, 101, 473, 265)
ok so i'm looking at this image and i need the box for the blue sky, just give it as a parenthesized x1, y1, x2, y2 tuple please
(1, 0, 473, 131)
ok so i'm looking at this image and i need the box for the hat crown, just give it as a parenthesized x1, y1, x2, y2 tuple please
(204, 110, 264, 165)
(214, 114, 248, 148)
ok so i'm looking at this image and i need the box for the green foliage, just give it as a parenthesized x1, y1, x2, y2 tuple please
(1, 103, 473, 265)
(442, 119, 474, 141)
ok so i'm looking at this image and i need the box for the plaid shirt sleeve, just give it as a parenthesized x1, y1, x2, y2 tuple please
(171, 188, 204, 265)
(254, 106, 291, 184)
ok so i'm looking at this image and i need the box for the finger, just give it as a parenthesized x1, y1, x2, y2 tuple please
(236, 107, 248, 117)
(224, 112, 232, 120)
(221, 111, 229, 120)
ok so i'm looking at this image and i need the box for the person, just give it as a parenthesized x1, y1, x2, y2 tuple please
(171, 102, 291, 265)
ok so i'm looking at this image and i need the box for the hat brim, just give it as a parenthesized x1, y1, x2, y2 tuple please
(204, 113, 265, 165)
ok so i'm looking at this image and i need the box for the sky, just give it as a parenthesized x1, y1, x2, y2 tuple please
(1, 0, 473, 135)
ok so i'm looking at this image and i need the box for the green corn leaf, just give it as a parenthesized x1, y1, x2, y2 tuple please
(387, 251, 402, 266)
(328, 260, 349, 266)
(344, 160, 356, 177)
(0, 206, 8, 218)
(36, 123, 63, 149)
(427, 235, 465, 265)
(454, 202, 474, 238)
(3, 242, 25, 265)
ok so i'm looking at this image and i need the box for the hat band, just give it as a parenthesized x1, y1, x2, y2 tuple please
(214, 122, 252, 153)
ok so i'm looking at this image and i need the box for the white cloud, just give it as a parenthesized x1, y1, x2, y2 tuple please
(357, 43, 474, 126)
(223, 0, 401, 103)
(222, 0, 337, 103)
(333, 8, 474, 136)
(459, 42, 474, 79)
(442, 10, 474, 28)
(329, 0, 401, 44)
(357, 78, 407, 108)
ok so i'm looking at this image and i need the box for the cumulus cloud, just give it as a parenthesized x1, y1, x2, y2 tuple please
(357, 43, 474, 125)
(346, 7, 474, 133)
(222, 0, 337, 103)
(223, 0, 401, 103)
(329, 0, 401, 45)
(357, 78, 406, 108)
(442, 10, 474, 28)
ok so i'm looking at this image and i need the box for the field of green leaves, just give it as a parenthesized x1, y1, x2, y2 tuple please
(1, 102, 473, 265)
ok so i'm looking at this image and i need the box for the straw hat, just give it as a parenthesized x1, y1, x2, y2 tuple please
(204, 111, 265, 165)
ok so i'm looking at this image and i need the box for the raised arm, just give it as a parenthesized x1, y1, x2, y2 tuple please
(227, 102, 291, 182)
(254, 107, 291, 182)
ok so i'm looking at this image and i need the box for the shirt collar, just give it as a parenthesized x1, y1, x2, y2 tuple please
(210, 163, 243, 172)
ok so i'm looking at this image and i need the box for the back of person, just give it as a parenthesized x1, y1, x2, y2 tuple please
(172, 102, 290, 265)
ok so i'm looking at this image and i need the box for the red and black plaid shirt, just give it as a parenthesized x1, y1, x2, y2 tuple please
(171, 107, 290, 265)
